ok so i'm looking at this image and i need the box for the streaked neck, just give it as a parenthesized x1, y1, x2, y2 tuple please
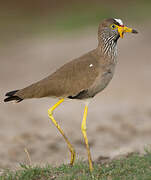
(98, 32, 119, 61)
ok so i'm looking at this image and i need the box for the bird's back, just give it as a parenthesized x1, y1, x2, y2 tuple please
(15, 49, 103, 99)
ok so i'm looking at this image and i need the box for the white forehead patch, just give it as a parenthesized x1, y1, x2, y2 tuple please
(114, 19, 123, 26)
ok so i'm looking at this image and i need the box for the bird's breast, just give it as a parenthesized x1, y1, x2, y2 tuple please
(87, 63, 116, 97)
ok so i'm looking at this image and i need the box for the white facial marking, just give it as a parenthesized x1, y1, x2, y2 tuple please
(114, 19, 123, 26)
(89, 64, 93, 67)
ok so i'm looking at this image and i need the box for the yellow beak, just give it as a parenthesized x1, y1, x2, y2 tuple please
(118, 26, 138, 38)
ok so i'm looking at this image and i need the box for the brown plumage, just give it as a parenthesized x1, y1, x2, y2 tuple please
(13, 49, 113, 100)
(4, 18, 138, 172)
(4, 18, 137, 102)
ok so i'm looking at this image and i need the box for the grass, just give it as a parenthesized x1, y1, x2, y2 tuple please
(1, 152, 151, 180)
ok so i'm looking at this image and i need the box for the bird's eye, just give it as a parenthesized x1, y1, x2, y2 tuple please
(110, 24, 117, 29)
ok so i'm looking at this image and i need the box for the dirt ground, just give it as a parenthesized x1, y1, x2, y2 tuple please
(1, 25, 151, 169)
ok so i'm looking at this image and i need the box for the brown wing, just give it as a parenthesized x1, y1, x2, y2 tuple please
(16, 49, 101, 99)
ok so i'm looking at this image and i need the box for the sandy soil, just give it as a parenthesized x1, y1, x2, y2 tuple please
(1, 26, 151, 169)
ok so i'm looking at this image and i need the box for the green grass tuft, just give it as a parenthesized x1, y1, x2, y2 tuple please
(1, 152, 151, 180)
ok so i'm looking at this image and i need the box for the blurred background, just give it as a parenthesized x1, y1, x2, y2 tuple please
(1, 0, 151, 169)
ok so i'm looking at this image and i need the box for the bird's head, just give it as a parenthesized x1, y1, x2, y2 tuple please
(98, 18, 138, 43)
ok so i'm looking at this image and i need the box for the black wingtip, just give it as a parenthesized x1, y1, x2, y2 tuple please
(4, 90, 23, 103)
(4, 96, 23, 103)
(5, 90, 19, 97)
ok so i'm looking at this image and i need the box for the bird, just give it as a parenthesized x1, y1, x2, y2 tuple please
(4, 18, 138, 171)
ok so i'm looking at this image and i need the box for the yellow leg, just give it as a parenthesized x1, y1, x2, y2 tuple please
(48, 98, 76, 165)
(81, 105, 93, 171)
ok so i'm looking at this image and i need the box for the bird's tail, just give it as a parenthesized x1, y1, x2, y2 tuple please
(4, 90, 23, 103)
